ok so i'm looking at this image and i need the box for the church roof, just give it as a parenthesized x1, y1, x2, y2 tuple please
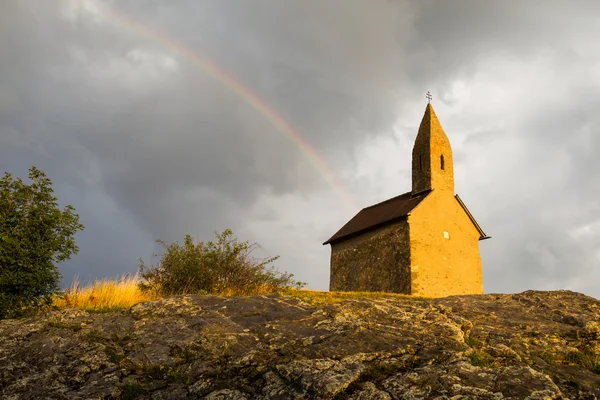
(323, 190, 431, 245)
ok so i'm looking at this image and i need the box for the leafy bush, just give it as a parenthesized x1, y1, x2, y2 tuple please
(0, 166, 84, 319)
(138, 229, 305, 296)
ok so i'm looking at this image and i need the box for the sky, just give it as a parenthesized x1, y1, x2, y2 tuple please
(1, 0, 599, 298)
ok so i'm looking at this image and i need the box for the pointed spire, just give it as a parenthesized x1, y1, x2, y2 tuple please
(412, 103, 454, 194)
(417, 103, 444, 140)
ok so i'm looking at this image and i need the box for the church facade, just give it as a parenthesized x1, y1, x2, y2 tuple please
(323, 103, 490, 298)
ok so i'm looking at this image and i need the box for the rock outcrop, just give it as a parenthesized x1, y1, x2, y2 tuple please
(1, 290, 599, 399)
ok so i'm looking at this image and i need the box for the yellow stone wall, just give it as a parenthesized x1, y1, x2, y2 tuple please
(407, 190, 484, 297)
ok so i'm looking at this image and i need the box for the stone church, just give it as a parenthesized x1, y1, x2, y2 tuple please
(323, 102, 490, 298)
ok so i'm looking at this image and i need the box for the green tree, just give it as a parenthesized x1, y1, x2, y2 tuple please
(0, 166, 84, 319)
(138, 229, 305, 296)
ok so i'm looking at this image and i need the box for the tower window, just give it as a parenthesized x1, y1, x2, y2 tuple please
(440, 155, 445, 170)
(419, 155, 423, 171)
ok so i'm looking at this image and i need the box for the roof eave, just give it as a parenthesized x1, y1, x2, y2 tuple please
(455, 194, 489, 240)
(323, 215, 409, 246)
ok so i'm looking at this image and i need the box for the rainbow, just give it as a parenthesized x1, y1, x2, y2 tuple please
(66, 0, 359, 212)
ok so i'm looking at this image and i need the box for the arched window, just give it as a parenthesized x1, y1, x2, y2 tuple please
(440, 154, 445, 170)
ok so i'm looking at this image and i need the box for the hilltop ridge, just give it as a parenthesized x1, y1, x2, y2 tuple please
(1, 290, 599, 399)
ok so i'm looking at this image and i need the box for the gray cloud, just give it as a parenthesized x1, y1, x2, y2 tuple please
(1, 0, 599, 297)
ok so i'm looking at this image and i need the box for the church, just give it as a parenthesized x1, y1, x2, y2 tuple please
(323, 101, 490, 298)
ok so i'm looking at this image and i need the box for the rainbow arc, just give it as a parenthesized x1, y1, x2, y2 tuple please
(67, 0, 359, 212)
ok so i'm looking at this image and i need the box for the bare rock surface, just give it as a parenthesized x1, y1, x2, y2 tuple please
(1, 290, 599, 399)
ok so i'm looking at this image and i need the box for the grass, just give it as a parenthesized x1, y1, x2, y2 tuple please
(565, 349, 600, 374)
(144, 364, 186, 383)
(539, 351, 555, 364)
(215, 283, 292, 297)
(51, 275, 430, 314)
(465, 333, 479, 348)
(52, 274, 284, 313)
(52, 273, 158, 313)
(467, 348, 493, 367)
(280, 288, 429, 305)
(47, 321, 83, 331)
(105, 345, 126, 365)
(119, 383, 147, 400)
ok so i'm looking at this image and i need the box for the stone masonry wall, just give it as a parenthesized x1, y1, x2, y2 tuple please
(329, 220, 411, 293)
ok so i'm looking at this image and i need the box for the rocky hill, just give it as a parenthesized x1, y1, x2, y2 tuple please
(1, 290, 599, 399)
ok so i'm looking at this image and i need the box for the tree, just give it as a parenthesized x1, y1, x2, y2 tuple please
(0, 166, 84, 319)
(138, 229, 305, 296)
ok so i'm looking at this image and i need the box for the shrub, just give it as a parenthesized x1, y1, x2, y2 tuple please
(138, 229, 305, 296)
(0, 166, 84, 319)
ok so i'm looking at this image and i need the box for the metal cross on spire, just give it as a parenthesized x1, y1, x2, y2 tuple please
(426, 91, 432, 103)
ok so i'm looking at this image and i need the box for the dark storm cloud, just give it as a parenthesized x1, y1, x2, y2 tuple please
(0, 0, 416, 239)
(1, 0, 599, 296)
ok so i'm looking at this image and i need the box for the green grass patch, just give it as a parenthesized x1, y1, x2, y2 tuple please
(83, 329, 106, 343)
(539, 351, 555, 364)
(465, 333, 479, 348)
(144, 364, 187, 383)
(105, 345, 126, 365)
(467, 349, 493, 367)
(47, 321, 83, 331)
(180, 346, 199, 364)
(565, 349, 600, 374)
(119, 383, 147, 400)
(279, 288, 429, 306)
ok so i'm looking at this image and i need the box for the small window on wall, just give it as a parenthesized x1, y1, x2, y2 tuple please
(419, 155, 423, 171)
(440, 154, 445, 170)
(443, 231, 450, 239)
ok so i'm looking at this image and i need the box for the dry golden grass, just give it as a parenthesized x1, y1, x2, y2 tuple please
(52, 275, 428, 313)
(52, 273, 159, 312)
(217, 283, 288, 297)
(53, 275, 284, 312)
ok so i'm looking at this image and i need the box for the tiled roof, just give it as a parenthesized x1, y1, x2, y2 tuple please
(323, 190, 431, 245)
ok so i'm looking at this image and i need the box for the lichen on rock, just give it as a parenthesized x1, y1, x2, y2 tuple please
(1, 290, 599, 399)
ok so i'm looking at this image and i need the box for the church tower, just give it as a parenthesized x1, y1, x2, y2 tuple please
(412, 103, 454, 195)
